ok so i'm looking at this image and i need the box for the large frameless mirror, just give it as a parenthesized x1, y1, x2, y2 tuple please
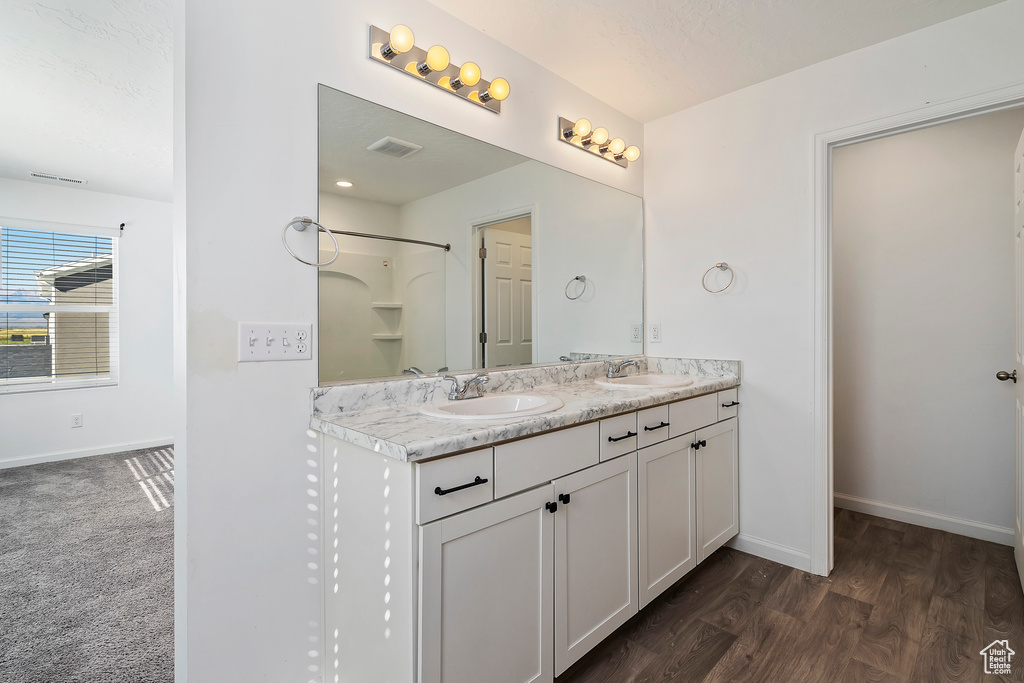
(317, 84, 644, 383)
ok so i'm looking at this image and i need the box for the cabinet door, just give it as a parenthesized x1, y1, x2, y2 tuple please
(419, 485, 554, 683)
(696, 418, 739, 562)
(638, 435, 696, 609)
(553, 455, 638, 675)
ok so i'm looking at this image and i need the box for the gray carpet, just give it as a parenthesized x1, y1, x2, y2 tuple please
(0, 446, 174, 683)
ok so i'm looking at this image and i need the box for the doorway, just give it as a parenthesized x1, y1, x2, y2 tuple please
(831, 106, 1024, 538)
(474, 214, 534, 368)
(813, 90, 1024, 578)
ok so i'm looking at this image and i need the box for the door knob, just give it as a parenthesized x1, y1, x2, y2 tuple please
(996, 370, 1017, 383)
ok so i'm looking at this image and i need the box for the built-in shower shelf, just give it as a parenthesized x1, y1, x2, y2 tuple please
(371, 334, 404, 340)
(371, 303, 403, 309)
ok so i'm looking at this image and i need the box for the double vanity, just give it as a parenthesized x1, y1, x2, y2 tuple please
(311, 356, 740, 683)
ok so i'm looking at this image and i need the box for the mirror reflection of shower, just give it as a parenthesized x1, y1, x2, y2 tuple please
(318, 223, 446, 383)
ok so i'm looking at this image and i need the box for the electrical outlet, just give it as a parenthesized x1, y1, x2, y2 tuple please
(71, 413, 83, 428)
(651, 323, 662, 343)
(630, 324, 642, 343)
(239, 323, 314, 362)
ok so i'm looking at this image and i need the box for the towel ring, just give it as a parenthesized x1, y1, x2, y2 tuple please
(701, 263, 734, 293)
(565, 275, 587, 300)
(283, 216, 340, 267)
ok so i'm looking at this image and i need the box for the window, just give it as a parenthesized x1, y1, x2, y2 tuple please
(0, 221, 118, 392)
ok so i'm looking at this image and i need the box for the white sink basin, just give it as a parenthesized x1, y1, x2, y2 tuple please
(595, 374, 695, 389)
(420, 394, 564, 420)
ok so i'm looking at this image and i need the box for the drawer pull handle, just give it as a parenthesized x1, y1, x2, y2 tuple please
(434, 476, 488, 496)
(692, 439, 708, 451)
(644, 421, 670, 432)
(559, 493, 571, 505)
(546, 501, 558, 513)
(608, 431, 637, 443)
(722, 401, 740, 408)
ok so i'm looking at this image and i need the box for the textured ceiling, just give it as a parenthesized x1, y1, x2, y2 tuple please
(0, 0, 172, 201)
(426, 0, 1006, 123)
(319, 86, 528, 205)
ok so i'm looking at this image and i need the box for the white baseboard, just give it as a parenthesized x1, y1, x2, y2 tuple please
(726, 533, 812, 572)
(0, 438, 174, 470)
(835, 492, 1014, 547)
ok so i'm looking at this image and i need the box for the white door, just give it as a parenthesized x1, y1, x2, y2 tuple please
(637, 435, 697, 609)
(695, 418, 739, 562)
(483, 224, 532, 367)
(419, 485, 554, 683)
(552, 455, 638, 676)
(1014, 125, 1024, 590)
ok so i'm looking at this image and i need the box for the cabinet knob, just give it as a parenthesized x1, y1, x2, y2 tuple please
(558, 493, 571, 505)
(692, 439, 707, 451)
(546, 501, 558, 513)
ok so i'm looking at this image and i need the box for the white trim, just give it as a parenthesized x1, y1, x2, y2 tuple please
(726, 533, 812, 572)
(0, 215, 121, 238)
(0, 438, 174, 470)
(835, 493, 1015, 547)
(812, 80, 1024, 577)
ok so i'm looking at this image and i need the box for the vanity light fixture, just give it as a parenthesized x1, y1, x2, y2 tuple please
(557, 116, 641, 168)
(369, 25, 509, 113)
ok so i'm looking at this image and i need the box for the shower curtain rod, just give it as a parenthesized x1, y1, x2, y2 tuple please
(328, 229, 451, 252)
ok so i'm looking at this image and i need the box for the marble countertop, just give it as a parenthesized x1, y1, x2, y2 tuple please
(311, 373, 740, 462)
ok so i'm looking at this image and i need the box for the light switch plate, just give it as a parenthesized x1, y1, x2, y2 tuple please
(239, 323, 313, 362)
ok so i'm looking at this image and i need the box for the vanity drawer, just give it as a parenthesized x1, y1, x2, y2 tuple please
(669, 394, 719, 439)
(416, 448, 494, 525)
(718, 389, 739, 420)
(637, 405, 671, 449)
(494, 423, 600, 498)
(600, 413, 638, 461)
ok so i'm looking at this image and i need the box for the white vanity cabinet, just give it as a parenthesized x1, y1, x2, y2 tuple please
(419, 485, 554, 683)
(552, 455, 638, 675)
(637, 436, 696, 609)
(323, 386, 738, 683)
(695, 417, 739, 562)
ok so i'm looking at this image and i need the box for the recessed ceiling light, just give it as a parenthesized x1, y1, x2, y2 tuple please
(336, 180, 353, 188)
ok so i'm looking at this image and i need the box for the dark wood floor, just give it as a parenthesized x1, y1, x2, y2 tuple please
(557, 509, 1024, 683)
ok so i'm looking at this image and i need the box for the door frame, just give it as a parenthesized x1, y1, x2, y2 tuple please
(469, 205, 538, 369)
(811, 83, 1024, 576)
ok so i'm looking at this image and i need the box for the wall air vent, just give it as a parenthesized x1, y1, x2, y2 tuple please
(366, 136, 423, 159)
(29, 172, 88, 186)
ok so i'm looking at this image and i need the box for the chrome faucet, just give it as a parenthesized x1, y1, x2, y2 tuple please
(604, 359, 640, 379)
(402, 366, 424, 376)
(443, 372, 490, 400)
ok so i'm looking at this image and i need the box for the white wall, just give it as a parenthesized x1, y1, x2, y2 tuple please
(643, 0, 1024, 568)
(833, 108, 1024, 539)
(400, 160, 644, 370)
(176, 1, 642, 681)
(0, 178, 173, 467)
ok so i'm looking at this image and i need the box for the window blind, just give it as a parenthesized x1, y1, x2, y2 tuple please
(0, 225, 118, 392)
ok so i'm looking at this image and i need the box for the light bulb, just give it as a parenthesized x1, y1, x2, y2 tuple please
(589, 127, 609, 146)
(624, 145, 641, 162)
(480, 78, 510, 102)
(457, 62, 481, 87)
(573, 118, 592, 136)
(608, 138, 626, 155)
(425, 45, 449, 71)
(336, 180, 353, 188)
(381, 25, 414, 59)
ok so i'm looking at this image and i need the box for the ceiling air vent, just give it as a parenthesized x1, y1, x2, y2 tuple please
(366, 136, 423, 159)
(29, 171, 88, 186)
